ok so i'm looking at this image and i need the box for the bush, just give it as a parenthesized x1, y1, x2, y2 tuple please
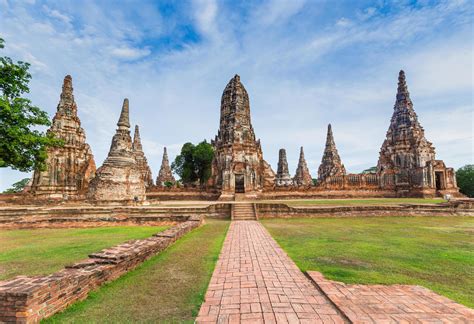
(456, 165, 474, 197)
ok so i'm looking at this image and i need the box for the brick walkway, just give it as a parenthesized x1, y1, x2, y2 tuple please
(308, 271, 474, 323)
(196, 221, 346, 323)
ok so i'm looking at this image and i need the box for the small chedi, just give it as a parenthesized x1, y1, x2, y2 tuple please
(318, 124, 346, 182)
(87, 99, 146, 201)
(132, 125, 154, 187)
(293, 147, 313, 186)
(156, 147, 175, 186)
(211, 74, 275, 198)
(275, 149, 293, 186)
(377, 70, 458, 197)
(29, 75, 96, 198)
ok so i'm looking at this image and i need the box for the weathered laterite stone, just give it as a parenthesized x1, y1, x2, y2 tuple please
(87, 99, 146, 202)
(275, 148, 293, 186)
(29, 75, 96, 198)
(293, 146, 313, 186)
(133, 125, 153, 187)
(377, 70, 458, 197)
(318, 123, 346, 182)
(156, 147, 175, 186)
(211, 74, 275, 198)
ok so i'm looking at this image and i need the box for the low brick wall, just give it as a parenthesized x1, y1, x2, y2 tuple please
(0, 217, 202, 323)
(256, 201, 474, 218)
(0, 204, 230, 228)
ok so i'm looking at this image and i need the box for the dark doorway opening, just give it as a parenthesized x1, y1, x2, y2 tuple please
(435, 172, 444, 190)
(235, 174, 245, 193)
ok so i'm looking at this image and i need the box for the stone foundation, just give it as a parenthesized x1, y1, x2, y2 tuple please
(0, 218, 202, 323)
(256, 200, 474, 218)
(0, 204, 230, 229)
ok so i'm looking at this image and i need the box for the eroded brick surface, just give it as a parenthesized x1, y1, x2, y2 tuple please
(196, 221, 346, 323)
(308, 271, 474, 323)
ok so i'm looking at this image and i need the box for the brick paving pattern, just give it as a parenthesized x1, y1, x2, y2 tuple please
(308, 271, 474, 323)
(196, 221, 346, 323)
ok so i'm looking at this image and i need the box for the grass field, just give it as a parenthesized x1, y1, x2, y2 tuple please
(271, 198, 446, 206)
(45, 219, 229, 323)
(262, 217, 474, 307)
(0, 226, 168, 280)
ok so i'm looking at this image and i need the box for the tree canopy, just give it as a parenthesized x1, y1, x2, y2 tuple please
(2, 178, 30, 193)
(456, 165, 473, 198)
(171, 141, 214, 186)
(0, 37, 61, 172)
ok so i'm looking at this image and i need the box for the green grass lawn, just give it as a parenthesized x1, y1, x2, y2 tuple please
(262, 217, 474, 307)
(272, 198, 446, 206)
(44, 219, 229, 323)
(0, 226, 168, 280)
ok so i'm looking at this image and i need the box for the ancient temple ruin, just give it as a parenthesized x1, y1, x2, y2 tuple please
(275, 149, 293, 186)
(87, 99, 146, 202)
(132, 125, 153, 187)
(318, 124, 346, 182)
(29, 75, 96, 198)
(156, 147, 176, 186)
(211, 75, 275, 198)
(377, 70, 458, 197)
(293, 147, 313, 186)
(26, 70, 461, 202)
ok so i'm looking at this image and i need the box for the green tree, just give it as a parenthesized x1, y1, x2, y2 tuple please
(172, 141, 214, 186)
(0, 37, 60, 172)
(3, 177, 30, 193)
(456, 165, 474, 198)
(362, 166, 377, 174)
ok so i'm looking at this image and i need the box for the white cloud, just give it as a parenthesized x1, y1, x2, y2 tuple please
(110, 46, 151, 60)
(0, 0, 472, 190)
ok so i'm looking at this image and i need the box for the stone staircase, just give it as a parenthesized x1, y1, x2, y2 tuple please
(232, 203, 257, 221)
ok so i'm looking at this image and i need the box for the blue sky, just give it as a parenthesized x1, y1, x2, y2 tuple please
(0, 0, 472, 191)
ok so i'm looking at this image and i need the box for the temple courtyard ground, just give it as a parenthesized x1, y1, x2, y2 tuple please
(2, 213, 472, 322)
(0, 226, 168, 280)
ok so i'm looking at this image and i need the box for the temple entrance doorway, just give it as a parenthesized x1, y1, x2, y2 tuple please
(435, 171, 444, 190)
(235, 174, 245, 193)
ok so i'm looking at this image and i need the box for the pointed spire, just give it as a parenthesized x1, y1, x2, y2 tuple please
(318, 124, 346, 181)
(117, 98, 130, 129)
(133, 125, 143, 152)
(57, 75, 77, 116)
(396, 70, 411, 104)
(61, 75, 73, 100)
(275, 148, 293, 186)
(326, 124, 335, 146)
(156, 146, 175, 185)
(293, 146, 312, 186)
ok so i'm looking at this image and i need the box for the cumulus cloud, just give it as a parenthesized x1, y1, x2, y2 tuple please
(0, 0, 472, 190)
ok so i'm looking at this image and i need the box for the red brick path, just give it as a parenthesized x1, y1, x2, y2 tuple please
(196, 221, 346, 323)
(308, 271, 474, 323)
